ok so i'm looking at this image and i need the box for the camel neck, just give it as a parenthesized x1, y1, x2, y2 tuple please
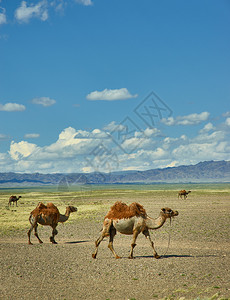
(146, 213, 167, 230)
(58, 212, 69, 223)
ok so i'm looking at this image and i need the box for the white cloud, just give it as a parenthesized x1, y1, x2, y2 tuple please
(31, 97, 56, 107)
(24, 133, 40, 139)
(0, 103, 26, 112)
(223, 111, 230, 118)
(0, 7, 6, 25)
(15, 1, 48, 23)
(1, 114, 230, 173)
(0, 134, 8, 140)
(74, 0, 93, 6)
(225, 118, 230, 126)
(162, 112, 210, 126)
(103, 121, 127, 132)
(86, 88, 138, 101)
(9, 141, 38, 160)
(199, 122, 215, 134)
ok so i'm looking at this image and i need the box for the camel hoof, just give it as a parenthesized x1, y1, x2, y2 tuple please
(128, 256, 134, 259)
(115, 255, 121, 259)
(154, 254, 161, 259)
(92, 254, 97, 259)
(28, 242, 33, 245)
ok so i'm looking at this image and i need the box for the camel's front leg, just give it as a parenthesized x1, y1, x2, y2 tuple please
(143, 229, 160, 259)
(129, 230, 140, 259)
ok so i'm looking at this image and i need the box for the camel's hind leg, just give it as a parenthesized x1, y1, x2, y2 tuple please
(108, 225, 120, 259)
(143, 229, 160, 259)
(50, 226, 58, 244)
(92, 220, 116, 259)
(28, 215, 43, 245)
(27, 224, 34, 245)
(34, 224, 43, 244)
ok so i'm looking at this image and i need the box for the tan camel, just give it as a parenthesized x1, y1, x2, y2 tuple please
(178, 190, 191, 200)
(92, 201, 178, 259)
(8, 195, 22, 207)
(27, 202, 77, 245)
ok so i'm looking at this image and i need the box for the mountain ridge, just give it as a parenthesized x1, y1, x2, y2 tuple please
(0, 160, 230, 187)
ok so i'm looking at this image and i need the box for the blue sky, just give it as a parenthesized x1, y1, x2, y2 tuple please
(0, 0, 230, 174)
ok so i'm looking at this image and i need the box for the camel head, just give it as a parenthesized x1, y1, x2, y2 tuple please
(160, 207, 179, 219)
(66, 206, 78, 214)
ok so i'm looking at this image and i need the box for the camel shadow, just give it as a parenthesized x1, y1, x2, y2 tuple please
(64, 240, 90, 244)
(134, 254, 194, 259)
(135, 253, 218, 259)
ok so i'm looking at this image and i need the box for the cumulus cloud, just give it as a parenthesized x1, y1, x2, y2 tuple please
(0, 7, 6, 25)
(2, 113, 230, 173)
(86, 88, 138, 101)
(31, 97, 56, 107)
(15, 0, 48, 23)
(9, 141, 38, 160)
(0, 103, 26, 112)
(162, 112, 210, 126)
(24, 133, 40, 139)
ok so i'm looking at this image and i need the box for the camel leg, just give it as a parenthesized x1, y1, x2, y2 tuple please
(27, 224, 34, 245)
(108, 225, 120, 259)
(129, 230, 139, 259)
(92, 232, 107, 259)
(143, 229, 160, 259)
(34, 224, 43, 244)
(50, 226, 58, 244)
(92, 220, 112, 259)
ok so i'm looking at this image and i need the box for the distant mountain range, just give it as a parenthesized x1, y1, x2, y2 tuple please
(0, 160, 230, 187)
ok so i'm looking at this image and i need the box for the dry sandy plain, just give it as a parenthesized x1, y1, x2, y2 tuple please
(0, 186, 230, 300)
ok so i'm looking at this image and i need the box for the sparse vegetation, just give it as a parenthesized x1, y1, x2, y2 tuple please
(0, 184, 230, 299)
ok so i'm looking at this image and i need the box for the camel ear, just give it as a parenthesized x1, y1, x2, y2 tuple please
(161, 208, 165, 212)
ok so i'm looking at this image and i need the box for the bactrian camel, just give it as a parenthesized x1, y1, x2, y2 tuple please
(8, 195, 22, 207)
(27, 202, 77, 245)
(178, 190, 191, 200)
(92, 201, 179, 259)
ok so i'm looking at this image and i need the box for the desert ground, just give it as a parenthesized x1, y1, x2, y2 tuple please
(0, 185, 230, 300)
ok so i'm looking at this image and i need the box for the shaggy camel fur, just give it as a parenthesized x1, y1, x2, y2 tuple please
(178, 190, 191, 200)
(27, 202, 77, 245)
(92, 201, 179, 259)
(8, 195, 22, 207)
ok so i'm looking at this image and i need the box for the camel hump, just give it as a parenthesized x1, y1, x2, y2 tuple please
(105, 201, 147, 220)
(31, 202, 60, 223)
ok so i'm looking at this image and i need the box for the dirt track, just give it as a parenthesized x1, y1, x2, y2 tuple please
(1, 192, 230, 300)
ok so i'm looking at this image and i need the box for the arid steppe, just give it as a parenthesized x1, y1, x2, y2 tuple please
(0, 185, 230, 300)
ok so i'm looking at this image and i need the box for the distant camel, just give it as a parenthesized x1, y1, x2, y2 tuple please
(27, 202, 77, 245)
(178, 190, 191, 200)
(92, 201, 179, 259)
(8, 195, 22, 207)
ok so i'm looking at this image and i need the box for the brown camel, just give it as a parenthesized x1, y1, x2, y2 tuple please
(178, 190, 191, 200)
(92, 201, 179, 259)
(8, 195, 22, 207)
(27, 202, 77, 245)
